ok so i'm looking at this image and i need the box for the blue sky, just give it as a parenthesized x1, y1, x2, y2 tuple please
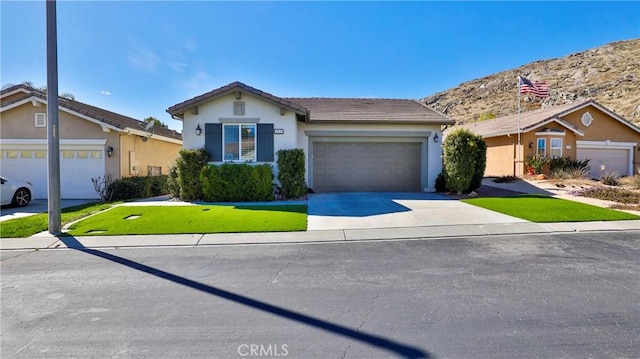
(2, 1, 639, 131)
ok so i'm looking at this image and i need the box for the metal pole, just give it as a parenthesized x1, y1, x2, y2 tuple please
(46, 0, 61, 234)
(517, 76, 521, 177)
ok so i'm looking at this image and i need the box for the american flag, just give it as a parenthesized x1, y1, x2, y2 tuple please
(519, 76, 549, 98)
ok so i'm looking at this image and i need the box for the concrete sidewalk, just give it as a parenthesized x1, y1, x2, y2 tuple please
(2, 220, 639, 251)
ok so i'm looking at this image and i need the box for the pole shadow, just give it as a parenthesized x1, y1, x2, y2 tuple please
(58, 236, 432, 359)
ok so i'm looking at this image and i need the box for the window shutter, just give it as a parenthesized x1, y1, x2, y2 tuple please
(256, 123, 274, 162)
(204, 123, 222, 162)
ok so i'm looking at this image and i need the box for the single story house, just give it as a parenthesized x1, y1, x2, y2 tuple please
(0, 84, 183, 199)
(452, 99, 640, 178)
(167, 81, 454, 192)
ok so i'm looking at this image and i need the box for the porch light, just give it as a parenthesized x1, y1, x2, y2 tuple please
(106, 146, 114, 158)
(196, 124, 202, 136)
(433, 134, 439, 143)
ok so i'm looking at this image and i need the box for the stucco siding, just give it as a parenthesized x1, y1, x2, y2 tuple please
(484, 136, 515, 177)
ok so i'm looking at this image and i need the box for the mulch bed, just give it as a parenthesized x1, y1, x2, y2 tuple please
(439, 185, 526, 200)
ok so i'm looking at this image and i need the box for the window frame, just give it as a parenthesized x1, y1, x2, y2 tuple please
(550, 138, 563, 158)
(222, 123, 257, 162)
(536, 138, 546, 158)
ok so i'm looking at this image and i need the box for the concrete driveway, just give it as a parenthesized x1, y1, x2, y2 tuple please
(0, 199, 98, 222)
(307, 192, 527, 230)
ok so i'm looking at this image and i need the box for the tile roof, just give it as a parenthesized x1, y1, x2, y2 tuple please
(167, 81, 455, 125)
(283, 97, 455, 124)
(453, 99, 640, 137)
(1, 84, 182, 141)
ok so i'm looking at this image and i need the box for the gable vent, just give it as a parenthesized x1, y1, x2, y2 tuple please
(234, 101, 245, 116)
(35, 113, 46, 127)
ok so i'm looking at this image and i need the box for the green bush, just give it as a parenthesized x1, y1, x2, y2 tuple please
(167, 163, 180, 198)
(600, 172, 620, 186)
(176, 148, 208, 201)
(107, 175, 168, 201)
(442, 128, 486, 194)
(526, 155, 548, 174)
(200, 163, 274, 202)
(435, 173, 447, 192)
(549, 157, 590, 173)
(276, 149, 307, 199)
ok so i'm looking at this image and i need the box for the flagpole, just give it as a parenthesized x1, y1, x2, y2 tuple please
(517, 76, 521, 177)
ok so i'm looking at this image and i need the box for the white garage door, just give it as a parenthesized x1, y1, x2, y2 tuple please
(1, 145, 104, 199)
(577, 147, 630, 178)
(313, 142, 421, 192)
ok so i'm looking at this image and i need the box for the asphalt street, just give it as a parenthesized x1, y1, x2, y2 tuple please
(1, 232, 639, 359)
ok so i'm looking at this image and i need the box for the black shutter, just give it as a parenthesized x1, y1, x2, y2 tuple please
(256, 123, 274, 162)
(204, 123, 222, 162)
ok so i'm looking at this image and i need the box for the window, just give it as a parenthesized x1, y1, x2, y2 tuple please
(148, 166, 162, 176)
(21, 150, 33, 159)
(581, 112, 593, 127)
(62, 151, 74, 159)
(550, 138, 563, 158)
(536, 138, 546, 157)
(223, 124, 256, 161)
(35, 113, 46, 127)
(77, 151, 89, 159)
(35, 150, 46, 159)
(91, 151, 102, 159)
(6, 150, 18, 159)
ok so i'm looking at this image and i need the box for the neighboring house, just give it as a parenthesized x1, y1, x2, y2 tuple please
(0, 84, 182, 199)
(452, 99, 640, 178)
(167, 81, 454, 192)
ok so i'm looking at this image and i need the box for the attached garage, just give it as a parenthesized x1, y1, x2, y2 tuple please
(577, 142, 635, 178)
(313, 142, 422, 192)
(1, 140, 106, 199)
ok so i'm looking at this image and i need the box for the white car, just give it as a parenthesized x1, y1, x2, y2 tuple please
(1, 176, 35, 207)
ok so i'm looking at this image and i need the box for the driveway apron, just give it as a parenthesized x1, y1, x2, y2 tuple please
(307, 192, 527, 230)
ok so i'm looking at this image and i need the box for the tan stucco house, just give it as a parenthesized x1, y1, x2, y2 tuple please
(453, 99, 640, 178)
(167, 81, 454, 192)
(0, 84, 182, 199)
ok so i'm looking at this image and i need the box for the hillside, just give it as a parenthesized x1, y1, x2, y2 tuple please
(422, 39, 640, 126)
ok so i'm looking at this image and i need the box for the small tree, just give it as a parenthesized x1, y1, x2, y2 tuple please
(442, 128, 485, 194)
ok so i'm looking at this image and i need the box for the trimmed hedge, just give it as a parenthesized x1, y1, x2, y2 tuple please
(200, 163, 274, 202)
(442, 128, 487, 193)
(107, 175, 169, 201)
(176, 148, 208, 201)
(276, 149, 307, 199)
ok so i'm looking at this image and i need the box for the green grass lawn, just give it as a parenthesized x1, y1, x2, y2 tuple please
(463, 195, 640, 222)
(66, 204, 307, 236)
(0, 202, 116, 238)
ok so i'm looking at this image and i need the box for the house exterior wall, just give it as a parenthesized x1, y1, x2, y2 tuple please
(484, 136, 515, 177)
(180, 92, 299, 178)
(118, 133, 181, 178)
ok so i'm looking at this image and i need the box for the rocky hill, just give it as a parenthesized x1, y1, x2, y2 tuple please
(422, 38, 640, 126)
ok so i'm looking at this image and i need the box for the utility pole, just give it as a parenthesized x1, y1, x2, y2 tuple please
(46, 0, 61, 234)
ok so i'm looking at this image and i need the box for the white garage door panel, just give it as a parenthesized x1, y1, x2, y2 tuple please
(313, 142, 421, 192)
(1, 148, 103, 199)
(577, 148, 630, 178)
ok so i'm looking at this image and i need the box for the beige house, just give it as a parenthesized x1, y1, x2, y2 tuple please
(453, 99, 640, 178)
(0, 84, 182, 199)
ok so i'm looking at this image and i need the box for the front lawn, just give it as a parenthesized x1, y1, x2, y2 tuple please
(1, 202, 116, 238)
(66, 204, 307, 236)
(463, 195, 640, 222)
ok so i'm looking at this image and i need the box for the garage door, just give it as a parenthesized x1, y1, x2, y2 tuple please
(313, 142, 421, 192)
(1, 147, 104, 199)
(577, 148, 630, 178)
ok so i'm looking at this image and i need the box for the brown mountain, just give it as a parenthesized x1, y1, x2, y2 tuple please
(422, 38, 640, 126)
